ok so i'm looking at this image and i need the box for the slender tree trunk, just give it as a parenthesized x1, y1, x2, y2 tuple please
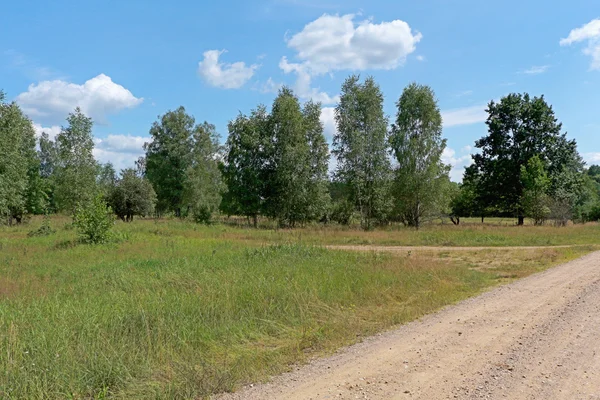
(253, 215, 258, 229)
(518, 215, 525, 226)
(481, 216, 484, 224)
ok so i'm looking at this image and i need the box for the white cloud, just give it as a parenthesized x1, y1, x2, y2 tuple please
(320, 106, 337, 140)
(522, 65, 550, 75)
(279, 57, 339, 104)
(286, 14, 422, 74)
(560, 19, 600, 70)
(259, 77, 283, 94)
(416, 55, 425, 62)
(32, 123, 61, 140)
(279, 13, 420, 104)
(441, 104, 487, 128)
(442, 147, 473, 182)
(198, 50, 259, 89)
(583, 152, 600, 164)
(93, 134, 149, 171)
(16, 74, 143, 125)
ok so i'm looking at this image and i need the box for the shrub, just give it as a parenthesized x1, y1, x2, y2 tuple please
(27, 215, 56, 237)
(73, 195, 114, 244)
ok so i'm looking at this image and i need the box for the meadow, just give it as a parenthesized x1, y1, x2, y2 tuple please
(0, 217, 598, 399)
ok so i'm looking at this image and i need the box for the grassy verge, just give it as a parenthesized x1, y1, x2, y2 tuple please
(121, 218, 600, 247)
(0, 218, 596, 399)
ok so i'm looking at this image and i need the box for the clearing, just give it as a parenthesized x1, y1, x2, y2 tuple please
(221, 250, 600, 399)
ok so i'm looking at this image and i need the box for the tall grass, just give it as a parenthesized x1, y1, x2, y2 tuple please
(0, 218, 595, 398)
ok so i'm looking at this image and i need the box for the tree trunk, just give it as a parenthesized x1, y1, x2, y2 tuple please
(253, 215, 258, 229)
(518, 215, 525, 226)
(481, 216, 484, 224)
(450, 216, 460, 225)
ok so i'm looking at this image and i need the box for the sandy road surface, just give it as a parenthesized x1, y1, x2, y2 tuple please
(219, 251, 600, 399)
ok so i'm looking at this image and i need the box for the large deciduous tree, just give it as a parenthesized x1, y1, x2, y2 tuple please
(145, 107, 223, 221)
(109, 168, 157, 222)
(222, 106, 270, 227)
(303, 100, 331, 223)
(54, 108, 98, 214)
(470, 93, 584, 225)
(182, 122, 223, 223)
(333, 75, 391, 230)
(144, 107, 195, 216)
(389, 83, 450, 229)
(265, 87, 314, 227)
(0, 92, 40, 223)
(520, 156, 550, 225)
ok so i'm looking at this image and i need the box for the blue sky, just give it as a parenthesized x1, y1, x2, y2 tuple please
(1, 0, 599, 181)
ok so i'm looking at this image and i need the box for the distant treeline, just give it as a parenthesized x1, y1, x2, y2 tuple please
(1, 77, 597, 229)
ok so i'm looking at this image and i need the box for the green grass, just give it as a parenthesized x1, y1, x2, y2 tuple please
(0, 217, 597, 399)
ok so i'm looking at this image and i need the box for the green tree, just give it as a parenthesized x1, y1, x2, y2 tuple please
(109, 168, 157, 222)
(182, 122, 223, 224)
(54, 108, 97, 214)
(303, 100, 331, 222)
(145, 107, 196, 216)
(265, 87, 326, 227)
(222, 107, 270, 227)
(471, 93, 583, 225)
(97, 162, 117, 199)
(389, 83, 450, 229)
(38, 131, 57, 211)
(333, 75, 391, 230)
(0, 93, 39, 223)
(520, 156, 550, 225)
(73, 194, 114, 244)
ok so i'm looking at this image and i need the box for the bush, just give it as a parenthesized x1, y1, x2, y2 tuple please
(330, 200, 355, 225)
(73, 195, 114, 244)
(27, 215, 56, 237)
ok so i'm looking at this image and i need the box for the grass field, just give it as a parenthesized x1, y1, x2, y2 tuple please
(0, 217, 597, 399)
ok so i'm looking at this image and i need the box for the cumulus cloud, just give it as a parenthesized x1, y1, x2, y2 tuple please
(286, 13, 422, 74)
(198, 50, 259, 89)
(279, 13, 421, 104)
(560, 19, 600, 70)
(93, 134, 149, 171)
(442, 147, 473, 182)
(16, 74, 142, 125)
(441, 104, 488, 127)
(279, 58, 339, 104)
(319, 106, 336, 140)
(32, 123, 61, 140)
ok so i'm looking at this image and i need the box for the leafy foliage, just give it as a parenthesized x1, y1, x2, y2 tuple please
(520, 156, 550, 225)
(144, 107, 195, 216)
(182, 122, 223, 224)
(27, 215, 56, 237)
(222, 107, 270, 226)
(333, 76, 391, 230)
(0, 93, 40, 224)
(109, 169, 157, 222)
(470, 93, 584, 224)
(54, 108, 98, 214)
(145, 107, 222, 221)
(73, 195, 114, 244)
(389, 83, 451, 228)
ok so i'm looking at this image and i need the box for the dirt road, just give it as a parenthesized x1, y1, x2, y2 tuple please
(220, 251, 600, 399)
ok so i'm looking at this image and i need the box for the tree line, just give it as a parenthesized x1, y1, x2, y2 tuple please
(0, 78, 596, 229)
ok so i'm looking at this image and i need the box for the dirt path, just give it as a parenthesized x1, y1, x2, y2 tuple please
(219, 251, 600, 399)
(325, 244, 575, 252)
